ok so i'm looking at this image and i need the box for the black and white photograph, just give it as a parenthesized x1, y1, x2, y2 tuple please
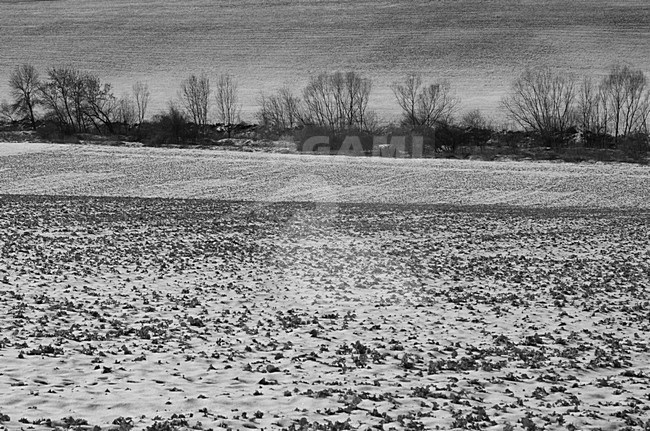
(1, 1, 649, 429)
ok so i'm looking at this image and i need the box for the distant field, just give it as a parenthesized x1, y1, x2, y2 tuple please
(0, 0, 649, 121)
(1, 143, 649, 208)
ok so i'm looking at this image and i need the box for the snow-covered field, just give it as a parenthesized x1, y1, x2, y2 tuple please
(1, 144, 649, 208)
(1, 143, 649, 430)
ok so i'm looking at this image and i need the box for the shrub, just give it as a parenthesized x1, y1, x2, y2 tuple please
(501, 67, 576, 141)
(140, 106, 197, 146)
(618, 132, 649, 161)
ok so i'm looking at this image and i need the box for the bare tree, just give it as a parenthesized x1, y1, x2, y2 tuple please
(215, 73, 241, 136)
(116, 95, 137, 129)
(39, 66, 84, 133)
(303, 71, 373, 131)
(82, 74, 119, 134)
(640, 96, 650, 134)
(501, 67, 576, 137)
(0, 100, 18, 122)
(391, 73, 421, 126)
(343, 71, 372, 128)
(303, 73, 338, 129)
(461, 109, 491, 129)
(576, 77, 606, 134)
(601, 65, 650, 139)
(9, 64, 41, 129)
(417, 81, 458, 126)
(179, 74, 210, 132)
(391, 73, 458, 127)
(577, 66, 650, 139)
(257, 86, 304, 134)
(132, 81, 150, 124)
(279, 86, 304, 129)
(39, 66, 120, 134)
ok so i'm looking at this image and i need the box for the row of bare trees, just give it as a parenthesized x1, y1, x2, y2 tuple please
(3, 63, 648, 148)
(1, 65, 462, 137)
(1, 64, 243, 138)
(256, 71, 458, 135)
(502, 65, 650, 141)
(391, 74, 458, 127)
(303, 71, 373, 130)
(256, 71, 375, 134)
(177, 73, 241, 136)
(1, 64, 151, 134)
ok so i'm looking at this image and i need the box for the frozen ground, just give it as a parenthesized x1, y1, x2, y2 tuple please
(0, 144, 649, 430)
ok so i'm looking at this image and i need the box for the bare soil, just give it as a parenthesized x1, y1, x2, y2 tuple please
(1, 144, 649, 430)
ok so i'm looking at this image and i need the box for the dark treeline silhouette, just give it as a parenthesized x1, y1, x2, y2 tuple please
(1, 64, 148, 138)
(1, 63, 649, 161)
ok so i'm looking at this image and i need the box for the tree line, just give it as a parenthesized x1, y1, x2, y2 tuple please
(1, 63, 649, 155)
(2, 65, 150, 134)
(502, 65, 650, 145)
(0, 64, 462, 137)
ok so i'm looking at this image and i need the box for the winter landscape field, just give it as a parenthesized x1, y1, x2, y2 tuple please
(1, 143, 649, 430)
(1, 0, 650, 428)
